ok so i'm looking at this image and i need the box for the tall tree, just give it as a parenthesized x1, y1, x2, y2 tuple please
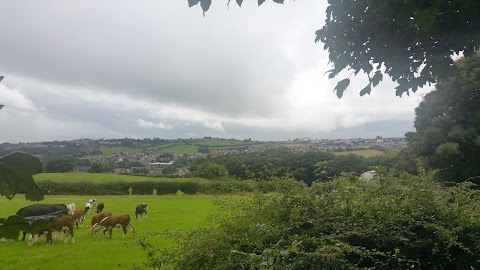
(190, 0, 480, 98)
(404, 53, 480, 182)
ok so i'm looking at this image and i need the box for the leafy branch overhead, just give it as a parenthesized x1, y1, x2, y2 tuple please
(190, 0, 480, 98)
(0, 152, 44, 201)
(187, 0, 284, 13)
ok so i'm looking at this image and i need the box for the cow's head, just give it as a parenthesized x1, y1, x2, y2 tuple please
(143, 203, 148, 210)
(91, 223, 105, 234)
(27, 233, 41, 246)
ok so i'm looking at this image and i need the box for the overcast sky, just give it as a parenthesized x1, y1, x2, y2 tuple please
(0, 0, 431, 143)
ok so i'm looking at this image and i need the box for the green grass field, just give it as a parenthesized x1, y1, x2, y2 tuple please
(84, 140, 275, 159)
(332, 149, 385, 157)
(33, 173, 212, 184)
(0, 194, 226, 270)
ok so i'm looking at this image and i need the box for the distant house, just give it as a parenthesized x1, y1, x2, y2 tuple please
(175, 167, 190, 176)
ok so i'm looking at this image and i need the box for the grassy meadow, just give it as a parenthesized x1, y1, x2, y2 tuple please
(0, 194, 226, 270)
(84, 140, 275, 159)
(33, 173, 212, 184)
(332, 149, 385, 157)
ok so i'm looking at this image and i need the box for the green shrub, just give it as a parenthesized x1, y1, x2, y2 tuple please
(145, 176, 480, 269)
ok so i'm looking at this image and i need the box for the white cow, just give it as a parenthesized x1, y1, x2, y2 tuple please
(84, 199, 97, 216)
(359, 170, 379, 182)
(66, 203, 76, 215)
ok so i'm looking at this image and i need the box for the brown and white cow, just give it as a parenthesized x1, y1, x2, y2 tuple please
(72, 209, 85, 228)
(89, 212, 112, 235)
(28, 215, 75, 246)
(91, 215, 136, 238)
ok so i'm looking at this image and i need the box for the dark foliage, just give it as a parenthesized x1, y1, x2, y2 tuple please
(145, 177, 480, 269)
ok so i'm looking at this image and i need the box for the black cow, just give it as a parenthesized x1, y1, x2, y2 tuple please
(96, 202, 105, 214)
(16, 204, 68, 241)
(135, 203, 148, 219)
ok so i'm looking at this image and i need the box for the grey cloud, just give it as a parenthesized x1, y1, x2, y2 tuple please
(0, 0, 325, 118)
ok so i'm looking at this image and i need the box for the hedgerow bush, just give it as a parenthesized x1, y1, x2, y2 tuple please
(36, 180, 202, 195)
(35, 179, 286, 195)
(143, 176, 480, 269)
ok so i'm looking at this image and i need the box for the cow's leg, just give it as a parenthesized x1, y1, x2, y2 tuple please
(63, 227, 69, 243)
(21, 232, 27, 241)
(128, 222, 136, 237)
(122, 224, 128, 238)
(108, 228, 113, 238)
(145, 211, 148, 219)
(68, 224, 74, 244)
(46, 231, 53, 245)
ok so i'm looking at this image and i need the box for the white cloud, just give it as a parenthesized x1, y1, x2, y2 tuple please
(202, 120, 225, 132)
(137, 119, 173, 130)
(0, 84, 41, 112)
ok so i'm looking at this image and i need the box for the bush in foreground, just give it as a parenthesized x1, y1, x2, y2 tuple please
(145, 176, 480, 269)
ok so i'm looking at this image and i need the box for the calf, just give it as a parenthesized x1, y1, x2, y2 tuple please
(88, 198, 97, 206)
(16, 204, 68, 241)
(91, 215, 136, 238)
(83, 198, 97, 216)
(89, 212, 112, 235)
(84, 202, 93, 216)
(96, 202, 105, 214)
(72, 209, 85, 228)
(28, 215, 75, 246)
(135, 203, 148, 219)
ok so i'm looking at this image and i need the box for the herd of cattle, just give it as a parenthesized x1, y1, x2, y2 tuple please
(13, 198, 149, 246)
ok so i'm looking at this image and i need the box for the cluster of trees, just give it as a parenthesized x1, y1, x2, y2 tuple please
(195, 149, 401, 184)
(396, 53, 480, 184)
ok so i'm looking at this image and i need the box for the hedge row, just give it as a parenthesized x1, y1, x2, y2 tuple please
(34, 179, 302, 195)
(37, 180, 200, 195)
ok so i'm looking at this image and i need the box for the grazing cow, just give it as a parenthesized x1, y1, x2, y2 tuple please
(66, 203, 76, 215)
(96, 202, 105, 214)
(135, 203, 148, 219)
(89, 212, 112, 235)
(28, 215, 75, 246)
(91, 215, 136, 238)
(16, 204, 68, 241)
(72, 209, 85, 228)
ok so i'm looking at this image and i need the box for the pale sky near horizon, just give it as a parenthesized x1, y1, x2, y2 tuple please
(0, 0, 432, 143)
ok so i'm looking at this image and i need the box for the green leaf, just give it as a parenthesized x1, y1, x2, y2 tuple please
(200, 0, 211, 12)
(334, 79, 350, 99)
(415, 0, 441, 32)
(360, 83, 372, 96)
(314, 30, 322, 43)
(0, 152, 44, 201)
(187, 0, 200, 7)
(371, 71, 383, 87)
